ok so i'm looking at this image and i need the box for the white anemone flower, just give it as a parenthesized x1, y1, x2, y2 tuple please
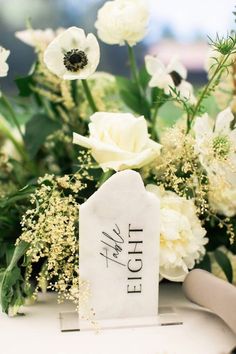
(0, 46, 10, 77)
(145, 55, 196, 104)
(44, 27, 100, 80)
(194, 108, 236, 216)
(15, 28, 65, 50)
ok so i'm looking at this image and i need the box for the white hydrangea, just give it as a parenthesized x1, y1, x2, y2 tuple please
(95, 0, 149, 46)
(147, 185, 207, 282)
(194, 108, 236, 217)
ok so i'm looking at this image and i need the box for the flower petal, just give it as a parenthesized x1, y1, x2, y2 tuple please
(44, 26, 100, 80)
(149, 72, 174, 94)
(194, 113, 213, 141)
(215, 107, 234, 134)
(167, 57, 187, 80)
(178, 80, 196, 104)
(145, 55, 165, 76)
(160, 265, 188, 282)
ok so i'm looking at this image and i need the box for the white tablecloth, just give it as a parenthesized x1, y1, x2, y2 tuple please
(0, 283, 235, 354)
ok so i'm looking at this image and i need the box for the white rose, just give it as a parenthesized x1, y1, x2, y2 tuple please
(73, 112, 161, 171)
(147, 185, 207, 282)
(95, 0, 149, 46)
(15, 28, 65, 50)
(194, 108, 236, 216)
(0, 46, 10, 77)
(44, 27, 100, 80)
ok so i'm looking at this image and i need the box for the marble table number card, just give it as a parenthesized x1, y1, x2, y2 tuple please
(79, 170, 160, 329)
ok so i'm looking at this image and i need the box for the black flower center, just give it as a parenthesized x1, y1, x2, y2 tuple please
(63, 49, 88, 72)
(169, 70, 182, 87)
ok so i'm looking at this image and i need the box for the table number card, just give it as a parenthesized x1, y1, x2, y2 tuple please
(79, 170, 160, 329)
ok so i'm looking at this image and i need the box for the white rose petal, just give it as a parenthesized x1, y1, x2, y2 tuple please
(95, 0, 149, 46)
(73, 112, 161, 171)
(44, 27, 100, 80)
(147, 185, 207, 282)
(0, 46, 10, 77)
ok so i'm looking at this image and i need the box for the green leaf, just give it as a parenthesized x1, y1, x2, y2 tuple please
(116, 76, 139, 95)
(15, 75, 34, 97)
(0, 184, 36, 210)
(6, 246, 15, 266)
(0, 266, 22, 313)
(0, 97, 16, 126)
(139, 66, 150, 90)
(8, 241, 29, 272)
(151, 87, 168, 106)
(24, 113, 61, 158)
(0, 242, 29, 313)
(119, 89, 141, 114)
(195, 253, 211, 272)
(116, 76, 151, 118)
(214, 249, 233, 283)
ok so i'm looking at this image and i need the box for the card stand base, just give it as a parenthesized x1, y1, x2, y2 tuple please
(59, 306, 183, 332)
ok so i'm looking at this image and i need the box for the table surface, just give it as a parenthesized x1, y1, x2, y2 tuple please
(0, 283, 235, 354)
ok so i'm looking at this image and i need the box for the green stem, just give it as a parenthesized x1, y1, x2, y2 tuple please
(0, 95, 24, 140)
(82, 80, 98, 113)
(127, 44, 143, 96)
(150, 99, 162, 141)
(0, 120, 27, 161)
(127, 44, 152, 119)
(127, 45, 139, 82)
(98, 170, 114, 187)
(187, 52, 233, 133)
(71, 80, 79, 106)
(0, 118, 37, 173)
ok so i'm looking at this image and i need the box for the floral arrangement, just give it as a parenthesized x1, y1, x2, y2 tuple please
(0, 0, 236, 316)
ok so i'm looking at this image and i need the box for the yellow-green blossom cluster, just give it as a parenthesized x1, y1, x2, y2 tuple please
(0, 153, 17, 198)
(17, 173, 82, 306)
(78, 72, 126, 120)
(148, 124, 235, 245)
(150, 125, 209, 216)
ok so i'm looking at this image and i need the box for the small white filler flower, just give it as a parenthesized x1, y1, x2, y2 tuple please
(44, 26, 100, 80)
(0, 46, 10, 77)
